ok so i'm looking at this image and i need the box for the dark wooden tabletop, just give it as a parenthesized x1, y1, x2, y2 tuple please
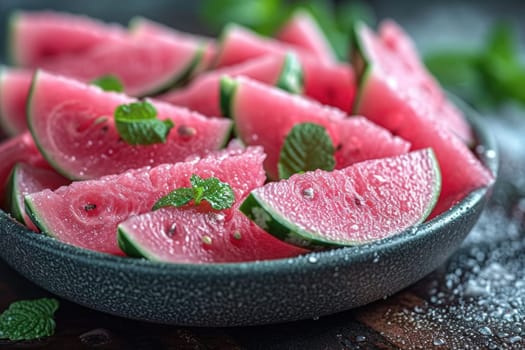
(1, 115, 524, 350)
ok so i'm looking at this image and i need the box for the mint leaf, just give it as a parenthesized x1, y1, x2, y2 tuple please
(0, 298, 59, 341)
(153, 175, 235, 211)
(278, 123, 335, 179)
(91, 75, 124, 92)
(114, 102, 174, 145)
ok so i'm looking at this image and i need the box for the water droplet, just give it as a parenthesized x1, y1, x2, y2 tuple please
(508, 335, 522, 344)
(433, 338, 446, 346)
(485, 149, 496, 159)
(107, 148, 114, 155)
(355, 335, 367, 343)
(351, 224, 359, 231)
(86, 140, 93, 147)
(372, 252, 380, 263)
(166, 223, 177, 237)
(232, 231, 242, 240)
(312, 316, 319, 321)
(302, 187, 314, 199)
(478, 326, 493, 336)
(202, 235, 212, 245)
(215, 213, 226, 222)
(308, 256, 318, 264)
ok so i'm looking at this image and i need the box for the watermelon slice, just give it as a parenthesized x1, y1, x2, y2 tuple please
(223, 76, 409, 179)
(5, 163, 69, 231)
(129, 16, 217, 73)
(25, 147, 267, 255)
(8, 11, 127, 67)
(0, 66, 33, 136)
(214, 24, 315, 68)
(162, 51, 355, 115)
(28, 71, 232, 180)
(160, 53, 303, 117)
(0, 132, 49, 199)
(353, 21, 494, 217)
(36, 34, 205, 97)
(353, 21, 473, 144)
(240, 149, 441, 248)
(277, 9, 335, 62)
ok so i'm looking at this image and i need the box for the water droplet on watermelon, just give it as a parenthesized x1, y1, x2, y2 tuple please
(350, 224, 359, 231)
(307, 256, 318, 264)
(86, 140, 93, 147)
(202, 235, 212, 246)
(302, 187, 314, 199)
(165, 223, 177, 237)
(215, 213, 226, 222)
(232, 231, 242, 240)
(373, 174, 387, 184)
(107, 148, 114, 155)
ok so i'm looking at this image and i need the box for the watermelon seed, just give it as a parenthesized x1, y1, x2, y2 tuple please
(202, 235, 213, 245)
(354, 197, 363, 206)
(84, 204, 97, 212)
(335, 143, 343, 151)
(101, 126, 109, 133)
(302, 188, 314, 199)
(232, 231, 242, 240)
(165, 223, 177, 237)
(177, 125, 196, 139)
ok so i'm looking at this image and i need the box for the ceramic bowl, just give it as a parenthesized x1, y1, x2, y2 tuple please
(0, 101, 498, 326)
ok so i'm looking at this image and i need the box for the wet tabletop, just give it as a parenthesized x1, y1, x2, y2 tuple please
(1, 1, 525, 349)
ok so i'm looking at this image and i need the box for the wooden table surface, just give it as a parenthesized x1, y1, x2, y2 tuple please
(1, 115, 524, 350)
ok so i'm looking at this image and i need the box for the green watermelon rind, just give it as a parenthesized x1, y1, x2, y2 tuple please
(24, 195, 53, 236)
(350, 22, 372, 114)
(240, 150, 442, 249)
(6, 11, 21, 65)
(276, 52, 304, 95)
(117, 227, 149, 259)
(5, 163, 25, 225)
(219, 76, 237, 118)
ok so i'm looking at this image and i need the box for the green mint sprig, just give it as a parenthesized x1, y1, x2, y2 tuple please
(0, 298, 59, 341)
(278, 122, 335, 179)
(114, 101, 174, 145)
(153, 174, 235, 211)
(91, 75, 124, 92)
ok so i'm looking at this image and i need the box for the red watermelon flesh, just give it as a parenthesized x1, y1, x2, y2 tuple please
(354, 21, 473, 144)
(277, 9, 335, 62)
(129, 16, 217, 73)
(214, 24, 315, 68)
(162, 52, 355, 115)
(118, 200, 307, 264)
(0, 132, 49, 199)
(36, 34, 203, 97)
(241, 149, 440, 247)
(9, 11, 127, 67)
(28, 70, 232, 180)
(25, 147, 267, 255)
(230, 77, 409, 179)
(6, 163, 70, 231)
(0, 67, 33, 136)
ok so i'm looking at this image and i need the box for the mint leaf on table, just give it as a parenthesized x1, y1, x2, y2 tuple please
(114, 101, 174, 145)
(153, 175, 235, 211)
(0, 298, 59, 341)
(278, 122, 335, 179)
(91, 75, 124, 92)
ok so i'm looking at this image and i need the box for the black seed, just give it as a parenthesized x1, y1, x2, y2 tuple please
(84, 203, 97, 211)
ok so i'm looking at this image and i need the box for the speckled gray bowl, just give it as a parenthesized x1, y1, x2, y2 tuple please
(0, 102, 498, 327)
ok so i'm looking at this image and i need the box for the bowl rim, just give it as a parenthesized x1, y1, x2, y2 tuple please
(0, 96, 499, 276)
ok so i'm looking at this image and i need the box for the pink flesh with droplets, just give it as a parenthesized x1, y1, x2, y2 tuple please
(0, 67, 33, 136)
(214, 24, 315, 68)
(0, 132, 49, 197)
(11, 11, 127, 67)
(277, 10, 335, 62)
(232, 77, 409, 179)
(252, 149, 440, 244)
(26, 147, 267, 255)
(28, 71, 232, 180)
(119, 202, 307, 263)
(162, 53, 355, 116)
(356, 21, 473, 144)
(11, 163, 70, 231)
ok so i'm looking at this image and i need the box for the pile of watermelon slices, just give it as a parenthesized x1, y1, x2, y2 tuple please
(0, 10, 494, 264)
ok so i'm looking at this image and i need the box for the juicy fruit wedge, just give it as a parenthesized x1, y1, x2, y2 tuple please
(161, 53, 304, 117)
(353, 21, 473, 144)
(215, 24, 314, 68)
(129, 16, 217, 73)
(25, 147, 266, 255)
(28, 71, 232, 180)
(0, 66, 33, 136)
(241, 149, 441, 248)
(37, 35, 205, 97)
(223, 76, 409, 179)
(277, 9, 335, 62)
(0, 132, 49, 198)
(353, 21, 494, 217)
(5, 163, 69, 231)
(9, 11, 127, 67)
